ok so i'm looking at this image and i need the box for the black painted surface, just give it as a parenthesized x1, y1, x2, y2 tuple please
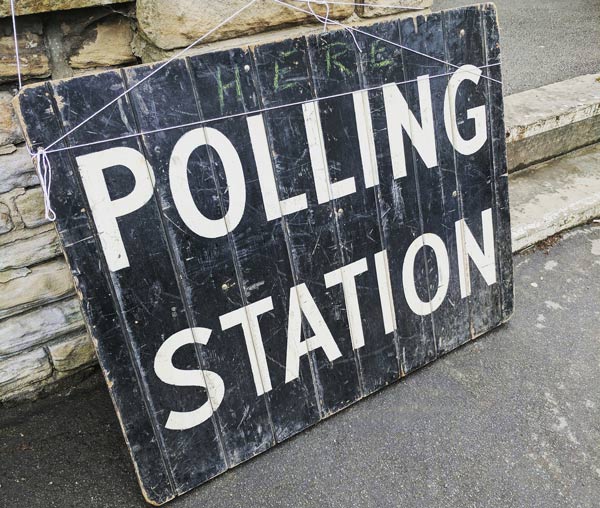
(482, 4, 514, 322)
(354, 19, 436, 376)
(15, 5, 511, 505)
(401, 12, 470, 359)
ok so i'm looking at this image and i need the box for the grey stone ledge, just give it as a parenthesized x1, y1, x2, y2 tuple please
(0, 297, 84, 356)
(505, 74, 600, 172)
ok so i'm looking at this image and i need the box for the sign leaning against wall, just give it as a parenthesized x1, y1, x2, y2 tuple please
(15, 4, 513, 505)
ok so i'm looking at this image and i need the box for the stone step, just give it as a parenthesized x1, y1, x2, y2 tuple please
(509, 142, 600, 252)
(505, 73, 600, 172)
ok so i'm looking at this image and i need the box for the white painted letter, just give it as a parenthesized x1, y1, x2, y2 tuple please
(383, 75, 437, 179)
(444, 65, 488, 155)
(352, 90, 379, 188)
(219, 297, 273, 396)
(403, 233, 450, 316)
(374, 249, 397, 334)
(303, 101, 356, 204)
(76, 147, 155, 272)
(455, 208, 497, 298)
(324, 258, 369, 350)
(285, 283, 342, 383)
(247, 114, 308, 220)
(154, 328, 224, 431)
(170, 127, 245, 238)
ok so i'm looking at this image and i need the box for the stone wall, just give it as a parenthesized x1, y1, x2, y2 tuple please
(0, 0, 431, 404)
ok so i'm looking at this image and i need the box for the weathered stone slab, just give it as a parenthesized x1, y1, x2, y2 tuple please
(0, 347, 52, 398)
(0, 266, 29, 283)
(0, 91, 23, 148)
(59, 9, 136, 69)
(14, 186, 47, 228)
(0, 169, 48, 232)
(0, 258, 74, 319)
(505, 73, 600, 172)
(0, 297, 84, 355)
(356, 0, 431, 18)
(0, 227, 61, 270)
(48, 332, 95, 371)
(0, 144, 16, 155)
(510, 144, 600, 252)
(0, 18, 50, 83)
(0, 0, 131, 18)
(0, 187, 22, 231)
(136, 0, 353, 50)
(0, 221, 53, 246)
(0, 145, 37, 194)
(0, 202, 12, 233)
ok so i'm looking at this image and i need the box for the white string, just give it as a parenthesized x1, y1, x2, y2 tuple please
(285, 0, 368, 39)
(9, 0, 22, 89)
(294, 0, 425, 10)
(31, 148, 56, 221)
(42, 62, 500, 156)
(307, 0, 331, 31)
(274, 0, 502, 85)
(306, 0, 363, 50)
(42, 0, 499, 154)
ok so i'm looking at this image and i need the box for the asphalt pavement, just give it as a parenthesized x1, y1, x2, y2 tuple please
(1, 223, 599, 507)
(433, 0, 600, 94)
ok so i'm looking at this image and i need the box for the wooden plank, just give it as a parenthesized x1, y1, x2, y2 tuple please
(122, 58, 275, 468)
(443, 6, 502, 341)
(306, 28, 400, 395)
(14, 84, 176, 505)
(184, 48, 321, 442)
(353, 21, 435, 376)
(482, 3, 514, 322)
(251, 36, 363, 415)
(397, 12, 471, 359)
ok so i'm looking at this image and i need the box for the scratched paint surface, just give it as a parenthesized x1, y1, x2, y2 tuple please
(15, 5, 512, 505)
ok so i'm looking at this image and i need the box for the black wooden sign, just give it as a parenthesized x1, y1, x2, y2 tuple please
(15, 4, 512, 504)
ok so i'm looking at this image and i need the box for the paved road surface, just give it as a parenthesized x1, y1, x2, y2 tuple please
(434, 0, 600, 94)
(1, 223, 599, 507)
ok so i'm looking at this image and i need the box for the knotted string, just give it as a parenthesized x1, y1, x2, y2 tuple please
(305, 0, 363, 51)
(12, 0, 54, 221)
(29, 147, 56, 222)
(307, 0, 331, 31)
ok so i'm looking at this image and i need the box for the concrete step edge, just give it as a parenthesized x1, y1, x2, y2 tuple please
(509, 142, 600, 253)
(505, 73, 600, 172)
